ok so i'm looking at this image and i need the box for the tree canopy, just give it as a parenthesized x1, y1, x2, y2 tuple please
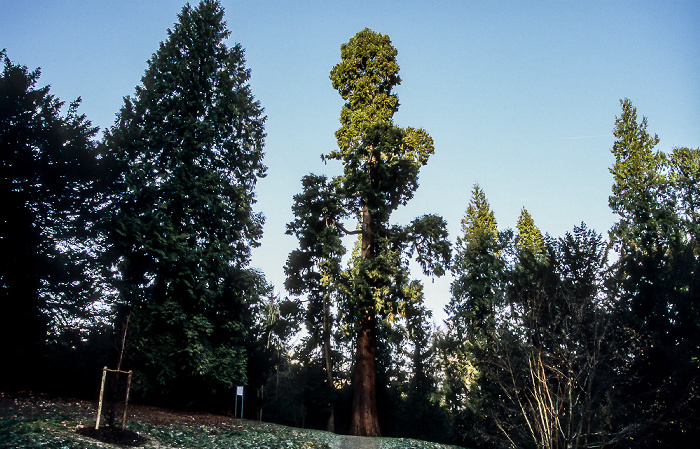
(0, 50, 100, 388)
(103, 0, 267, 405)
(283, 28, 450, 436)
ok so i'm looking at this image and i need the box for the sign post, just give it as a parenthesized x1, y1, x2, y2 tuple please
(235, 386, 244, 418)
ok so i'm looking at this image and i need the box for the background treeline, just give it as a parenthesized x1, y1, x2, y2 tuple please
(1, 1, 698, 448)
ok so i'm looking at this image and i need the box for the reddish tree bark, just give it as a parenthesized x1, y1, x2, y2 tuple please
(349, 203, 381, 436)
(349, 309, 381, 436)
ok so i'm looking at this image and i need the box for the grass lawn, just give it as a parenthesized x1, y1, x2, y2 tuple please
(0, 393, 466, 449)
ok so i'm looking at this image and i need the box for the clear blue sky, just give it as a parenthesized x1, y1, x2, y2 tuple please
(3, 1, 699, 323)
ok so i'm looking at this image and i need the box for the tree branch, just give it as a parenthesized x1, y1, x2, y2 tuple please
(326, 216, 361, 235)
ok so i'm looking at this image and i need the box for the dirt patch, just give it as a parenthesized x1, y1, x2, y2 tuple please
(2, 392, 252, 447)
(0, 391, 97, 419)
(126, 403, 241, 429)
(75, 426, 147, 447)
(0, 392, 242, 429)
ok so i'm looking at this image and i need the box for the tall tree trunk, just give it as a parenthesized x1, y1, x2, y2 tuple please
(323, 295, 336, 433)
(350, 309, 381, 436)
(349, 203, 381, 436)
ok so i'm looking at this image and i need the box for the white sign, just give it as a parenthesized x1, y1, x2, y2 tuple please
(235, 386, 245, 418)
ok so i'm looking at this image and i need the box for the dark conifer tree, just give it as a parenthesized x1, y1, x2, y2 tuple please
(447, 184, 504, 340)
(0, 50, 100, 387)
(285, 174, 346, 432)
(442, 185, 506, 445)
(608, 99, 700, 447)
(103, 1, 266, 405)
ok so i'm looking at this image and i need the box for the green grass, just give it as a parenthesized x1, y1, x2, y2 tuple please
(129, 420, 341, 448)
(0, 415, 337, 449)
(0, 397, 465, 449)
(0, 415, 105, 449)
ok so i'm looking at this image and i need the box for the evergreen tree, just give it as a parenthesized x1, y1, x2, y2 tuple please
(609, 98, 668, 252)
(104, 0, 266, 406)
(447, 184, 504, 337)
(441, 185, 506, 444)
(511, 207, 557, 346)
(284, 28, 450, 436)
(608, 99, 700, 447)
(0, 50, 100, 386)
(285, 174, 346, 432)
(330, 29, 450, 436)
(515, 207, 547, 255)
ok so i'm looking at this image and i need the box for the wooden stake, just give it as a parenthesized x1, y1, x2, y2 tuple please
(121, 370, 133, 430)
(116, 308, 131, 372)
(95, 367, 134, 430)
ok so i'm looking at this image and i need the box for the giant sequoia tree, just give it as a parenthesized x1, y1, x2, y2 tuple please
(286, 28, 449, 436)
(104, 0, 266, 404)
(0, 50, 99, 382)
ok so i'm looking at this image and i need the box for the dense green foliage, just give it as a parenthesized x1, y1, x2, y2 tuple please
(605, 99, 700, 447)
(440, 185, 507, 443)
(284, 174, 346, 431)
(0, 49, 104, 390)
(437, 100, 699, 449)
(101, 0, 268, 406)
(447, 185, 504, 338)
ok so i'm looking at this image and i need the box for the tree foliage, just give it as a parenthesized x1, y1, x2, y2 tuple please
(440, 185, 507, 444)
(458, 220, 621, 449)
(609, 98, 669, 253)
(329, 29, 450, 437)
(607, 99, 700, 447)
(103, 0, 267, 406)
(5, 14, 700, 446)
(284, 174, 346, 431)
(0, 50, 101, 386)
(283, 28, 450, 436)
(447, 184, 504, 338)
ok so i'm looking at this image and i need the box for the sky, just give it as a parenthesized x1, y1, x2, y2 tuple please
(3, 1, 699, 324)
